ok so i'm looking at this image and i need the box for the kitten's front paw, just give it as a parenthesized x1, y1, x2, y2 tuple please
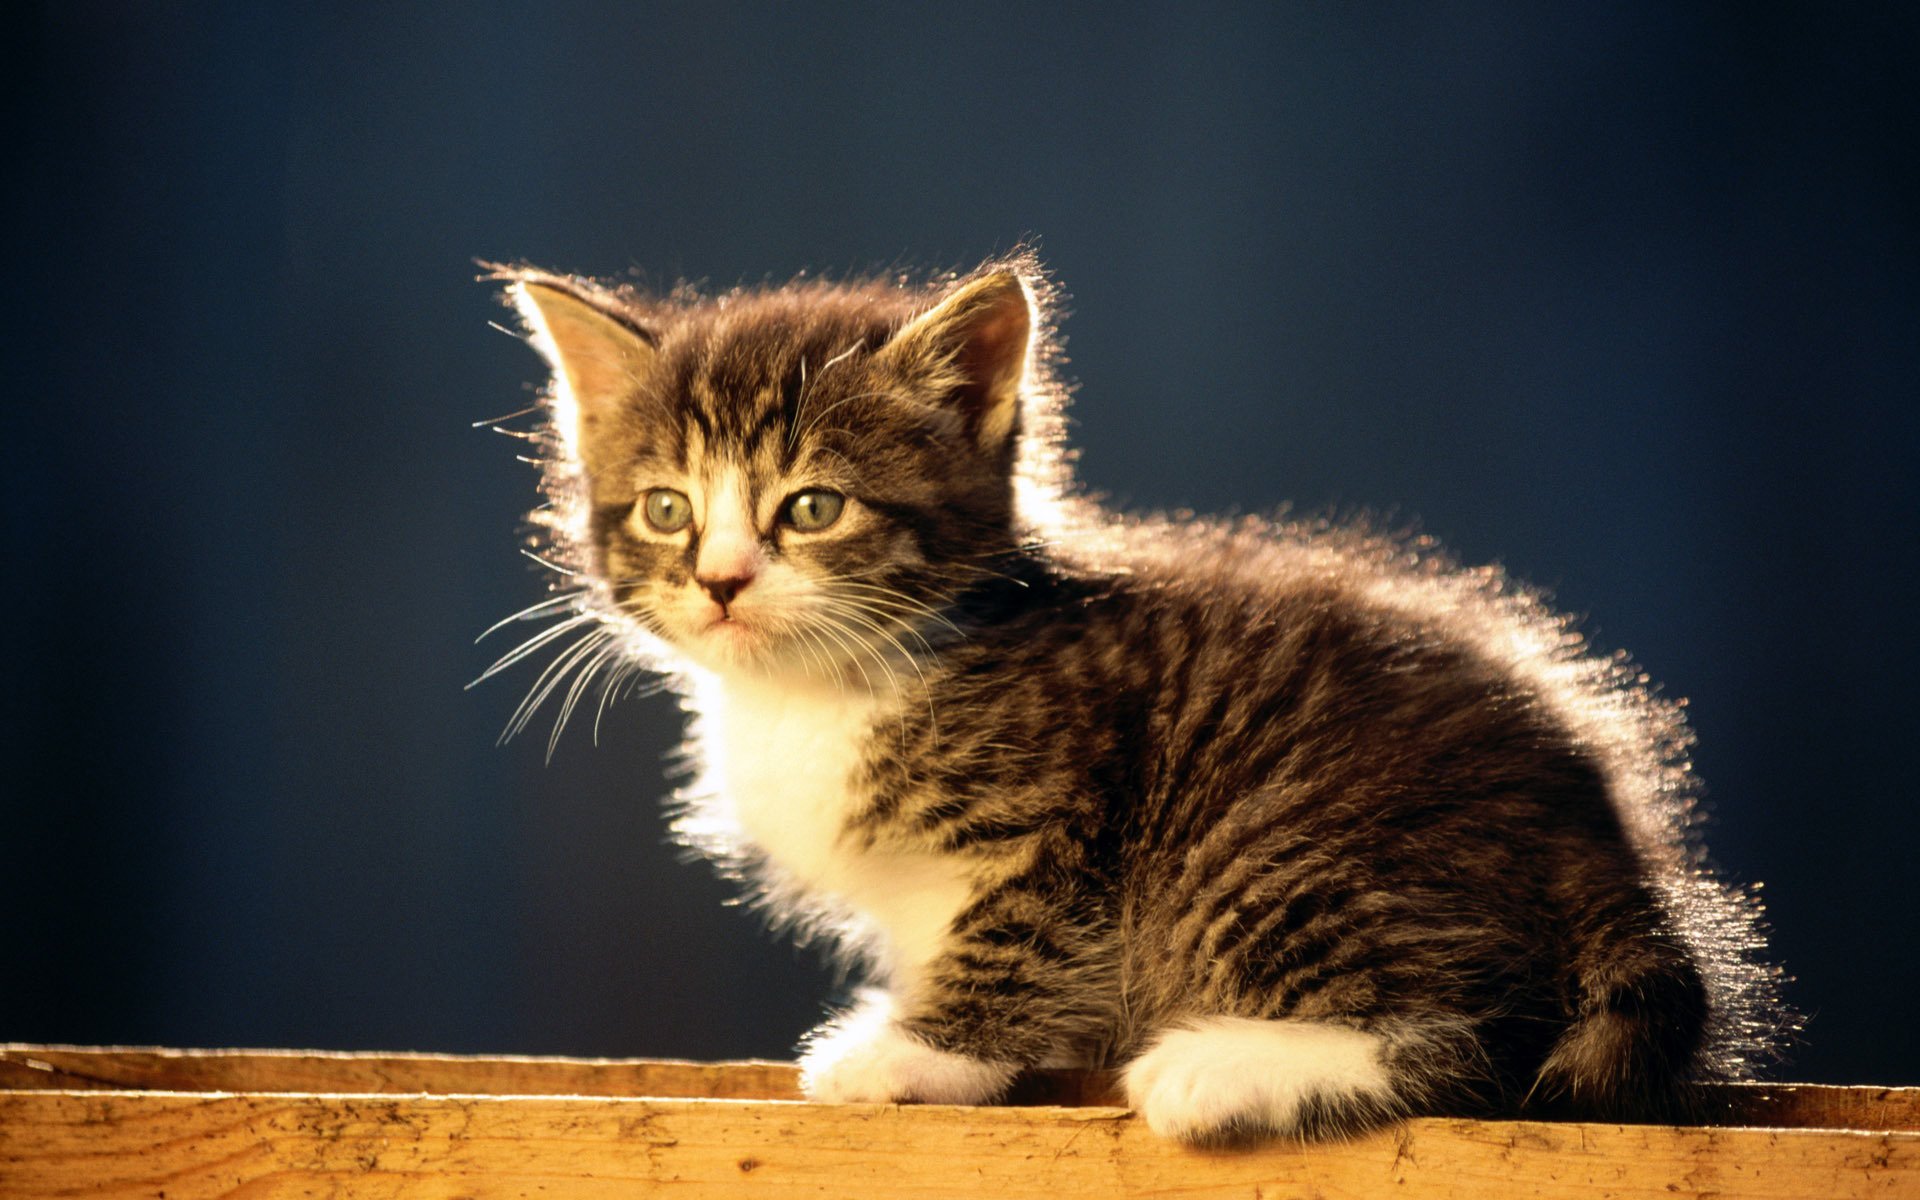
(799, 1002, 1014, 1105)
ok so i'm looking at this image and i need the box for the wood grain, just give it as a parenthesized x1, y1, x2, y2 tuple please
(2, 1048, 1916, 1199)
(4, 1090, 1917, 1199)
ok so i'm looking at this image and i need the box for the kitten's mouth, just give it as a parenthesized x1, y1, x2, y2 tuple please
(697, 612, 759, 643)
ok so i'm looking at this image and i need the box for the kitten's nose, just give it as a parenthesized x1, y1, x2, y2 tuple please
(698, 572, 753, 609)
(693, 478, 761, 609)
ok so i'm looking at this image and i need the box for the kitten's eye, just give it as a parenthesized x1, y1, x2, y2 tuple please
(783, 489, 845, 532)
(641, 488, 693, 533)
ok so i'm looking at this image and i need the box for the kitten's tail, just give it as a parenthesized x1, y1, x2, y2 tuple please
(1530, 905, 1710, 1120)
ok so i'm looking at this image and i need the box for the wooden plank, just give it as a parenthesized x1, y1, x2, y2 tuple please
(3, 1045, 1915, 1131)
(0, 1045, 802, 1101)
(1725, 1084, 1920, 1135)
(2, 1089, 1917, 1200)
(4, 1049, 1915, 1198)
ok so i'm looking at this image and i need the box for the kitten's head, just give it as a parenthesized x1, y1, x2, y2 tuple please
(491, 255, 1067, 681)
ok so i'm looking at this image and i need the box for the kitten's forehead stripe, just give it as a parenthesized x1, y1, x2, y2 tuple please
(738, 385, 792, 485)
(681, 375, 719, 443)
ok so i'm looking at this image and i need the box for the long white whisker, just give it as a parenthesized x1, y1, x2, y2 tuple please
(510, 630, 611, 746)
(821, 576, 957, 601)
(469, 612, 601, 688)
(772, 613, 830, 683)
(592, 661, 637, 745)
(808, 612, 879, 701)
(503, 627, 604, 741)
(812, 569, 968, 641)
(786, 356, 809, 454)
(595, 666, 670, 744)
(815, 566, 972, 610)
(822, 602, 938, 744)
(825, 587, 963, 642)
(475, 591, 588, 643)
(550, 636, 624, 760)
(788, 339, 867, 453)
(813, 609, 919, 750)
(471, 402, 542, 427)
(812, 609, 910, 700)
(521, 548, 578, 576)
(504, 627, 614, 744)
(829, 598, 939, 658)
(821, 576, 964, 609)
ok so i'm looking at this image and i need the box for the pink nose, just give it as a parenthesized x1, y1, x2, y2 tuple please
(698, 572, 753, 607)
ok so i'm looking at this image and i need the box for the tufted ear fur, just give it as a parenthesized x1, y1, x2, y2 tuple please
(875, 269, 1034, 453)
(507, 278, 656, 478)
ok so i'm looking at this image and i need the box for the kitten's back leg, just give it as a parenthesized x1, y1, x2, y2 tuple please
(1121, 1014, 1468, 1142)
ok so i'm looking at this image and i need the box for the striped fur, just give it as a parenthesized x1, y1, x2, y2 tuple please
(485, 253, 1787, 1140)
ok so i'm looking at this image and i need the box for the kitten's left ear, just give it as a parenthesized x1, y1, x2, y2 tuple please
(877, 270, 1034, 451)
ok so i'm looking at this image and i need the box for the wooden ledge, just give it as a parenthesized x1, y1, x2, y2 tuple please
(2, 1046, 1915, 1198)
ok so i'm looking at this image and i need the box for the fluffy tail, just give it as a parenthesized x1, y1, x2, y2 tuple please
(1531, 910, 1710, 1120)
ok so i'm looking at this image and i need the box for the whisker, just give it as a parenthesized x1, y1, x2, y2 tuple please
(521, 548, 579, 577)
(587, 663, 622, 747)
(475, 591, 589, 643)
(794, 389, 893, 446)
(505, 628, 608, 741)
(786, 355, 809, 455)
(592, 662, 664, 745)
(820, 341, 863, 372)
(788, 343, 866, 456)
(774, 613, 832, 683)
(470, 614, 599, 687)
(821, 602, 939, 744)
(473, 403, 542, 428)
(505, 627, 614, 745)
(469, 612, 602, 688)
(812, 610, 918, 751)
(828, 598, 939, 659)
(822, 585, 964, 641)
(813, 568, 968, 615)
(484, 424, 542, 442)
(550, 637, 623, 760)
(807, 612, 880, 701)
(818, 574, 962, 605)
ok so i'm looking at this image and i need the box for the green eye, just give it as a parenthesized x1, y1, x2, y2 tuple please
(783, 489, 845, 532)
(641, 488, 692, 533)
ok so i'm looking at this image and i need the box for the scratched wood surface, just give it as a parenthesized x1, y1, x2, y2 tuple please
(1, 1047, 1915, 1199)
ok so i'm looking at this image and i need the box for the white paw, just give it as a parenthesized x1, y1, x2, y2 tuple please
(799, 997, 1014, 1105)
(1123, 1016, 1395, 1141)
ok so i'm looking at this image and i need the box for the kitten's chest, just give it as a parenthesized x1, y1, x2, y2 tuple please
(698, 679, 975, 979)
(709, 683, 882, 879)
(701, 681, 971, 980)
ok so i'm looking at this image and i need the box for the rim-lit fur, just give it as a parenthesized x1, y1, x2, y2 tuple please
(485, 253, 1789, 1137)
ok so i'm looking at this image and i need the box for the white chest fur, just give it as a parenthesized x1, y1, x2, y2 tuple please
(693, 677, 972, 987)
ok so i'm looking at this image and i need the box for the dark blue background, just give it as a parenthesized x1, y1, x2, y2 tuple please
(10, 5, 1916, 1087)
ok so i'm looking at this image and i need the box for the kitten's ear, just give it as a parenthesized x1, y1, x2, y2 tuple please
(878, 270, 1034, 451)
(506, 278, 657, 471)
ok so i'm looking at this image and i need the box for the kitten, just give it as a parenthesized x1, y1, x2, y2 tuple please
(482, 252, 1784, 1141)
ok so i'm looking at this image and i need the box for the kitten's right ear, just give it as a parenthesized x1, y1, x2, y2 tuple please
(500, 274, 657, 472)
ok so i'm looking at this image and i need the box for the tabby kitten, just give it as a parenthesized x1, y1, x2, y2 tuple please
(483, 253, 1781, 1141)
